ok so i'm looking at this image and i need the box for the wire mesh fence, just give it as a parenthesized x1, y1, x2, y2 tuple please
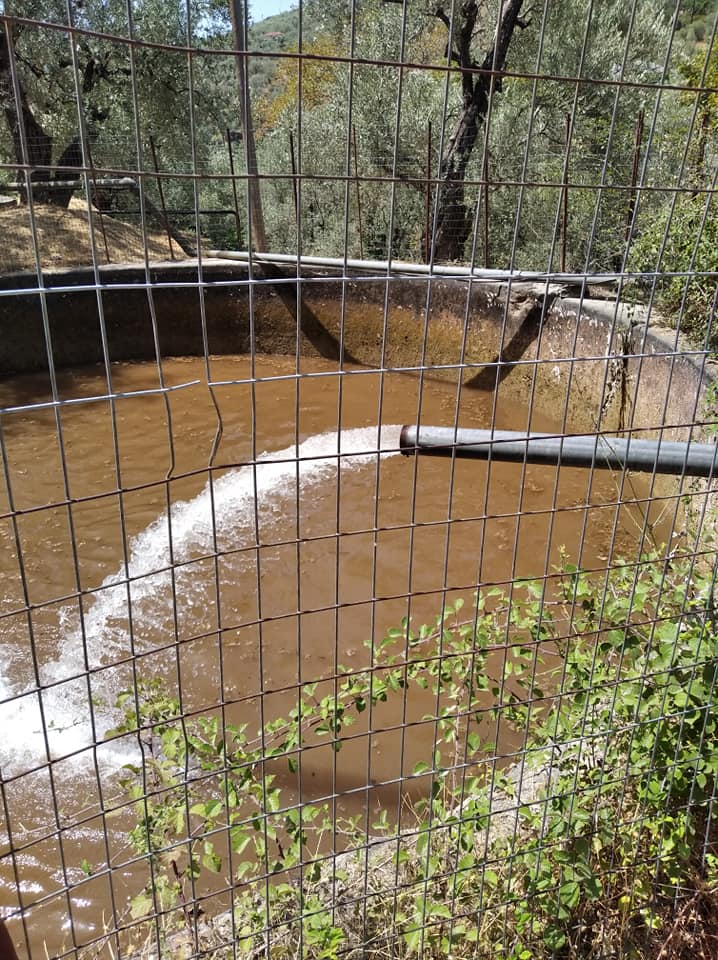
(2, 1, 718, 958)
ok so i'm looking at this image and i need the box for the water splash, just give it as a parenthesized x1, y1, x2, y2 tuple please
(0, 426, 402, 775)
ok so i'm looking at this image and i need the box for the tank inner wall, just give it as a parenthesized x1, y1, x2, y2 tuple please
(0, 262, 708, 440)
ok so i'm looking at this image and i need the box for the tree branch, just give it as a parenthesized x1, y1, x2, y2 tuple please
(433, 7, 464, 65)
(0, 23, 54, 201)
(433, 5, 451, 29)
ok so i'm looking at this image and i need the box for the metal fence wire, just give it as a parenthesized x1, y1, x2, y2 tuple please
(2, 0, 718, 957)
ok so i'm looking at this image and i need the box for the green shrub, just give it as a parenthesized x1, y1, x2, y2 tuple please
(629, 192, 718, 346)
(103, 552, 718, 958)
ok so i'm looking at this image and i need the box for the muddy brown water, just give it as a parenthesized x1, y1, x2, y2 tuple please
(0, 356, 665, 957)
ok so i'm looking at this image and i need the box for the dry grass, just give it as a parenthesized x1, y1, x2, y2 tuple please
(0, 198, 179, 273)
(653, 883, 718, 960)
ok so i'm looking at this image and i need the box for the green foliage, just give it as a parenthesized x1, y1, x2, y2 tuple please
(626, 42, 718, 343)
(109, 551, 718, 958)
(484, 0, 674, 272)
(4, 0, 714, 291)
(492, 554, 718, 956)
(702, 376, 718, 436)
(249, 7, 300, 46)
(669, 0, 718, 50)
(629, 190, 718, 344)
(247, 7, 302, 97)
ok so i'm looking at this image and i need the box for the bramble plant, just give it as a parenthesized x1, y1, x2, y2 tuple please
(106, 550, 718, 959)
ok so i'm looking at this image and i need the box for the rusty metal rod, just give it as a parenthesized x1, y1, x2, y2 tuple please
(149, 135, 175, 260)
(289, 128, 299, 225)
(227, 126, 243, 248)
(561, 112, 572, 273)
(353, 124, 364, 260)
(399, 426, 718, 477)
(85, 139, 111, 263)
(482, 146, 489, 269)
(424, 121, 432, 264)
(625, 108, 644, 245)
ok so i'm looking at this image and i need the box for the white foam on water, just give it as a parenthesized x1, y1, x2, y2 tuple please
(0, 426, 402, 776)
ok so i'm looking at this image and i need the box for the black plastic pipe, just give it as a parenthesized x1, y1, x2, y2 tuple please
(399, 426, 718, 477)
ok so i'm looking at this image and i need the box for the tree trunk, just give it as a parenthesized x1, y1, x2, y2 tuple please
(1, 26, 98, 208)
(49, 135, 83, 208)
(432, 0, 524, 262)
(0, 24, 53, 203)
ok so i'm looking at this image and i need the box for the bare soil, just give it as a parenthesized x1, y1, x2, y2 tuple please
(0, 197, 177, 273)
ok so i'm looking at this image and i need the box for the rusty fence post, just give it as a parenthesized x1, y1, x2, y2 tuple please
(86, 139, 111, 263)
(625, 108, 644, 245)
(561, 112, 572, 273)
(352, 124, 364, 260)
(424, 121, 432, 263)
(482, 146, 490, 269)
(289, 129, 299, 226)
(149, 135, 175, 260)
(227, 127, 243, 248)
